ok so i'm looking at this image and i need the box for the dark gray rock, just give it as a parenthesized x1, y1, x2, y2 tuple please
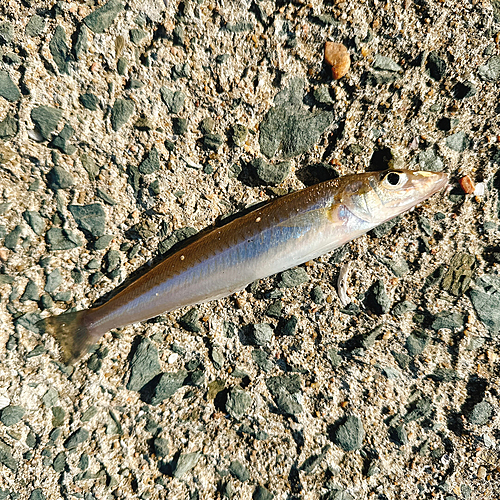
(446, 131, 470, 152)
(130, 28, 146, 44)
(311, 285, 324, 304)
(21, 280, 39, 302)
(453, 81, 477, 99)
(45, 269, 62, 293)
(252, 349, 274, 372)
(73, 24, 88, 59)
(23, 211, 45, 236)
(51, 123, 77, 154)
(0, 70, 20, 102)
(478, 56, 500, 82)
(229, 460, 250, 482)
(226, 388, 252, 420)
(253, 158, 290, 185)
(365, 279, 391, 314)
(171, 62, 191, 80)
(69, 203, 106, 238)
(333, 416, 364, 451)
(47, 166, 74, 190)
(49, 25, 70, 74)
(84, 0, 124, 34)
(468, 401, 493, 425)
(253, 486, 274, 500)
(203, 133, 223, 151)
(160, 87, 185, 114)
(404, 398, 432, 422)
(279, 267, 309, 288)
(250, 323, 274, 346)
(111, 98, 135, 131)
(210, 345, 225, 369)
(406, 331, 429, 356)
(279, 315, 297, 336)
(427, 51, 447, 80)
(389, 424, 408, 446)
(173, 117, 188, 135)
(0, 440, 17, 472)
(0, 405, 25, 426)
(79, 92, 99, 111)
(4, 225, 22, 250)
(418, 148, 444, 172)
(117, 56, 128, 75)
(103, 250, 121, 273)
(126, 338, 162, 392)
(173, 451, 201, 478)
(265, 300, 282, 318)
(158, 226, 197, 254)
(150, 370, 187, 405)
(64, 428, 89, 449)
(153, 437, 169, 458)
(392, 300, 417, 316)
(231, 123, 248, 147)
(300, 445, 331, 474)
(431, 311, 464, 330)
(259, 79, 334, 159)
(372, 54, 402, 72)
(0, 112, 18, 139)
(375, 254, 409, 277)
(93, 234, 113, 250)
(80, 153, 99, 180)
(46, 228, 83, 250)
(470, 276, 500, 336)
(26, 15, 46, 37)
(31, 106, 62, 140)
(0, 22, 13, 44)
(179, 307, 202, 332)
(266, 374, 303, 415)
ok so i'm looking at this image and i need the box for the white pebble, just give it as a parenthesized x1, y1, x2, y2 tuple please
(168, 353, 179, 364)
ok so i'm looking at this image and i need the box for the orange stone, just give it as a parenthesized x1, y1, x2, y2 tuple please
(458, 174, 475, 194)
(324, 42, 350, 80)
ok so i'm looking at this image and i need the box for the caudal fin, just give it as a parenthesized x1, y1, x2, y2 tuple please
(37, 310, 96, 364)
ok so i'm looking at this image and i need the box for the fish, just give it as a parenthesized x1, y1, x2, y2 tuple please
(38, 169, 448, 364)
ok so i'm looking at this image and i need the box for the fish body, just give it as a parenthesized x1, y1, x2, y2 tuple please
(39, 169, 448, 363)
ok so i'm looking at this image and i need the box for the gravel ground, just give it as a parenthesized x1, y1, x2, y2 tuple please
(1, 1, 500, 499)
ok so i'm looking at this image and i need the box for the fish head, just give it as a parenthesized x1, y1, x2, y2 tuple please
(340, 169, 448, 223)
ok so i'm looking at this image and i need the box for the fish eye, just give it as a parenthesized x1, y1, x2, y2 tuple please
(383, 171, 405, 187)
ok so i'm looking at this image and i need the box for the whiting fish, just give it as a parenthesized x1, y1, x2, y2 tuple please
(38, 169, 448, 364)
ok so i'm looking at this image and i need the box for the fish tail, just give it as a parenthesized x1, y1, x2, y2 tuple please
(37, 310, 97, 364)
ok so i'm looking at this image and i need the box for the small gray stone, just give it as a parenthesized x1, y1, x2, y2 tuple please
(266, 374, 302, 415)
(47, 166, 74, 190)
(478, 56, 500, 82)
(173, 451, 201, 478)
(229, 460, 250, 482)
(369, 215, 403, 238)
(31, 106, 62, 140)
(382, 366, 401, 380)
(392, 350, 410, 370)
(253, 158, 290, 185)
(93, 234, 113, 250)
(250, 323, 274, 346)
(158, 226, 197, 254)
(153, 437, 169, 458)
(418, 148, 444, 172)
(375, 254, 409, 277)
(253, 486, 274, 500)
(21, 280, 39, 302)
(46, 228, 83, 250)
(45, 269, 62, 293)
(80, 154, 99, 180)
(231, 124, 248, 147)
(211, 345, 225, 369)
(64, 428, 89, 450)
(173, 117, 188, 135)
(445, 131, 470, 152)
(73, 24, 88, 59)
(51, 123, 76, 155)
(43, 387, 59, 407)
(117, 56, 128, 75)
(111, 98, 135, 131)
(84, 0, 124, 34)
(365, 279, 391, 314)
(52, 451, 66, 472)
(69, 203, 107, 238)
(79, 92, 99, 111)
(392, 300, 417, 316)
(0, 405, 25, 426)
(427, 51, 447, 80)
(265, 300, 282, 319)
(171, 63, 191, 80)
(389, 424, 408, 446)
(333, 416, 365, 451)
(160, 87, 185, 114)
(0, 70, 20, 102)
(4, 225, 22, 250)
(150, 370, 187, 405)
(470, 288, 500, 336)
(130, 28, 146, 44)
(126, 338, 162, 392)
(179, 307, 202, 332)
(279, 268, 309, 288)
(468, 401, 493, 425)
(313, 85, 334, 104)
(431, 311, 464, 330)
(453, 81, 477, 99)
(49, 25, 70, 74)
(300, 445, 331, 474)
(406, 331, 429, 356)
(226, 388, 252, 420)
(252, 349, 274, 372)
(103, 249, 121, 273)
(372, 54, 402, 72)
(26, 15, 46, 37)
(0, 440, 17, 472)
(0, 22, 14, 44)
(0, 112, 18, 139)
(404, 398, 432, 423)
(23, 211, 45, 236)
(203, 133, 223, 151)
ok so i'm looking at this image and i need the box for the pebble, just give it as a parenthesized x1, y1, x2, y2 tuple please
(313, 85, 334, 105)
(333, 415, 365, 451)
(279, 268, 309, 288)
(453, 81, 476, 99)
(365, 279, 391, 314)
(31, 106, 62, 141)
(427, 51, 447, 80)
(252, 349, 274, 372)
(149, 370, 187, 405)
(470, 286, 500, 336)
(83, 0, 124, 34)
(0, 112, 18, 139)
(369, 215, 403, 238)
(300, 445, 331, 474)
(0, 440, 17, 472)
(253, 158, 290, 185)
(26, 15, 46, 37)
(173, 117, 188, 135)
(441, 252, 474, 296)
(0, 405, 25, 426)
(171, 62, 191, 80)
(23, 211, 45, 236)
(126, 338, 162, 392)
(153, 437, 169, 458)
(20, 279, 39, 302)
(203, 133, 223, 151)
(130, 28, 146, 44)
(46, 227, 83, 250)
(47, 166, 74, 190)
(79, 92, 99, 111)
(49, 25, 70, 74)
(4, 225, 22, 250)
(431, 311, 464, 330)
(93, 235, 113, 250)
(469, 401, 493, 425)
(392, 300, 417, 316)
(404, 398, 432, 422)
(158, 226, 197, 254)
(111, 98, 135, 131)
(265, 300, 282, 318)
(477, 56, 500, 82)
(226, 388, 252, 420)
(179, 307, 202, 332)
(259, 78, 334, 158)
(231, 124, 248, 147)
(324, 42, 350, 79)
(229, 460, 250, 482)
(0, 70, 20, 102)
(253, 486, 274, 500)
(250, 323, 274, 346)
(160, 87, 185, 114)
(389, 424, 408, 446)
(69, 203, 107, 238)
(64, 428, 89, 450)
(372, 54, 402, 72)
(445, 131, 470, 152)
(266, 374, 303, 415)
(52, 451, 66, 472)
(0, 22, 13, 45)
(117, 56, 128, 75)
(73, 24, 88, 60)
(210, 345, 225, 369)
(279, 315, 297, 336)
(80, 153, 99, 180)
(375, 254, 409, 277)
(405, 331, 429, 356)
(173, 451, 201, 478)
(51, 123, 76, 154)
